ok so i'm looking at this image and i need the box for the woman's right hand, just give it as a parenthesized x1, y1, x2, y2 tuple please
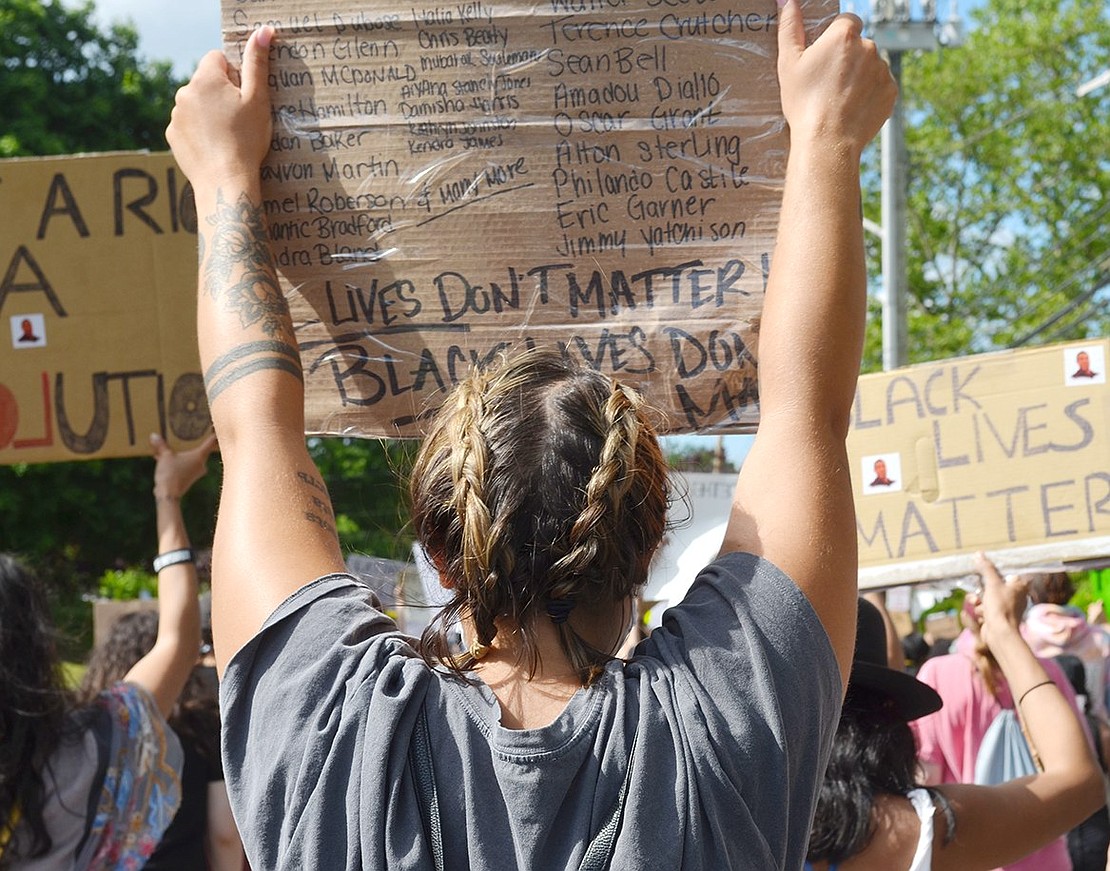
(165, 27, 274, 189)
(930, 552, 1104, 869)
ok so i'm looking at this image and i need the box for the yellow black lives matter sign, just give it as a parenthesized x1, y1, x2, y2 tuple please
(850, 341, 1110, 583)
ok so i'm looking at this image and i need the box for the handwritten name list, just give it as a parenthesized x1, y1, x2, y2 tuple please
(221, 0, 829, 436)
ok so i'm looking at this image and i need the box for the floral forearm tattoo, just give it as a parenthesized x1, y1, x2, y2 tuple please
(203, 191, 291, 337)
(199, 191, 303, 405)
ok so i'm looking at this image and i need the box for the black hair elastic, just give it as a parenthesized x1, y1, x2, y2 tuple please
(546, 597, 576, 624)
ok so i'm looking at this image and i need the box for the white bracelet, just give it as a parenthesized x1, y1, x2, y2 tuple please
(153, 548, 195, 573)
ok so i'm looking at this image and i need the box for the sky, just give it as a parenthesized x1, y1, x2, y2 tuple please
(89, 1, 222, 78)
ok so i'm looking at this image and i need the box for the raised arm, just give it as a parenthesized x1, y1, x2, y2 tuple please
(166, 30, 345, 673)
(930, 554, 1104, 870)
(122, 433, 214, 716)
(719, 0, 896, 683)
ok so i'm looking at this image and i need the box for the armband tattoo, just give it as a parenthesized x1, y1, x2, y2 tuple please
(203, 339, 303, 404)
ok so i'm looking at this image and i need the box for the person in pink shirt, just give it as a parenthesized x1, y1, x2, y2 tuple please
(1021, 571, 1110, 724)
(913, 583, 1094, 871)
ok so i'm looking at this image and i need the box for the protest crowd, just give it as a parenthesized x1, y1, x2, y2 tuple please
(2, 1, 1109, 869)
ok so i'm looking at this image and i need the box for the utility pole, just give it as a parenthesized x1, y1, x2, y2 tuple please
(712, 435, 726, 473)
(868, 0, 963, 370)
(880, 51, 909, 371)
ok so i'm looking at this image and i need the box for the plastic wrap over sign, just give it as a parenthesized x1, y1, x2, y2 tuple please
(222, 0, 837, 437)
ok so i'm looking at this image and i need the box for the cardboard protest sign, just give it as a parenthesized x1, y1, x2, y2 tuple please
(222, 0, 836, 437)
(849, 340, 1110, 587)
(644, 469, 733, 622)
(0, 152, 205, 464)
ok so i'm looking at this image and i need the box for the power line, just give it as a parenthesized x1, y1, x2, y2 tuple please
(1042, 293, 1109, 345)
(1011, 267, 1110, 347)
(1002, 201, 1110, 327)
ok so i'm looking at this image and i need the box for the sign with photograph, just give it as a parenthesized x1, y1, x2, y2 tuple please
(849, 340, 1110, 585)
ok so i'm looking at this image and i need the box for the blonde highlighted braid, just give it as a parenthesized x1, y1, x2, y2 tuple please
(543, 383, 648, 680)
(549, 382, 642, 584)
(411, 349, 669, 685)
(441, 371, 507, 660)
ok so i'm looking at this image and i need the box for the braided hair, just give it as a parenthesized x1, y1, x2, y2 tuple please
(411, 349, 669, 686)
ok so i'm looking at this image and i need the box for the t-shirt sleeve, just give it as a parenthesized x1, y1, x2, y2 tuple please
(219, 574, 407, 869)
(635, 552, 842, 859)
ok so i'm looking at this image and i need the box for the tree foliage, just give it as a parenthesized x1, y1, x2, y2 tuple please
(0, 0, 180, 157)
(664, 443, 737, 474)
(861, 0, 1110, 370)
(308, 438, 416, 561)
(0, 1, 414, 576)
(0, 1, 189, 651)
(0, 3, 416, 655)
(0, 454, 221, 656)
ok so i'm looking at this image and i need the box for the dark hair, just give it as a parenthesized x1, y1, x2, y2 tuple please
(1025, 571, 1074, 607)
(0, 554, 75, 864)
(411, 349, 670, 686)
(1053, 654, 1087, 706)
(901, 632, 930, 674)
(807, 685, 919, 864)
(79, 610, 160, 703)
(79, 610, 220, 768)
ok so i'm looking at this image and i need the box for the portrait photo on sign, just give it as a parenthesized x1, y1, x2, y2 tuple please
(9, 314, 46, 349)
(861, 452, 903, 495)
(1063, 345, 1105, 385)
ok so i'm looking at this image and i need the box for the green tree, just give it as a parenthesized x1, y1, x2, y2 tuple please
(860, 0, 1109, 371)
(0, 1, 189, 651)
(308, 438, 416, 561)
(0, 0, 180, 157)
(664, 443, 737, 474)
(0, 437, 412, 657)
(0, 454, 220, 657)
(0, 456, 219, 572)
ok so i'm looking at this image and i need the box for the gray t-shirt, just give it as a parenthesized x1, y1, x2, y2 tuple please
(222, 552, 841, 870)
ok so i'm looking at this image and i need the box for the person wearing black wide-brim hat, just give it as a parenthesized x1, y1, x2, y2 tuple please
(805, 557, 1104, 871)
(849, 596, 942, 721)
